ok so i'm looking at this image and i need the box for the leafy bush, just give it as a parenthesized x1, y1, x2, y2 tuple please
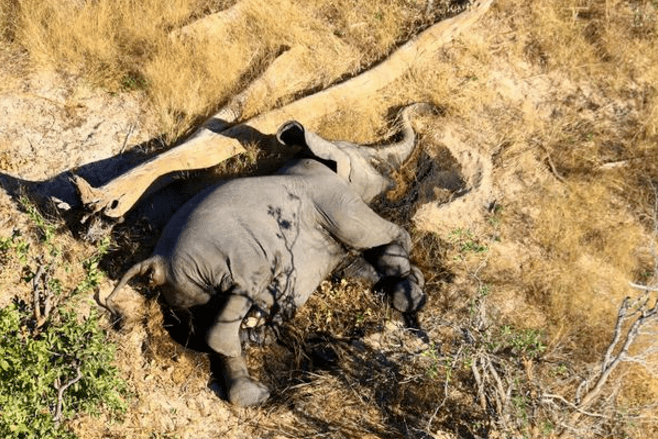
(0, 303, 127, 439)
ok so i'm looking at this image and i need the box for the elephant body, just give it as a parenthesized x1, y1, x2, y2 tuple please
(157, 159, 411, 312)
(106, 104, 430, 406)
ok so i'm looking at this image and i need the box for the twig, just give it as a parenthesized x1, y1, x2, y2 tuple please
(541, 393, 608, 419)
(31, 264, 53, 328)
(486, 356, 509, 427)
(569, 295, 658, 427)
(119, 123, 135, 154)
(472, 356, 488, 412)
(601, 298, 631, 371)
(426, 345, 463, 433)
(542, 146, 566, 182)
(53, 367, 83, 425)
(629, 282, 658, 292)
(32, 265, 45, 324)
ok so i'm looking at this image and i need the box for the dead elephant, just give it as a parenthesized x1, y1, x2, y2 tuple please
(105, 103, 430, 407)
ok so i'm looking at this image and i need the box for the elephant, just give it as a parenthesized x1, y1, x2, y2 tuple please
(104, 103, 430, 407)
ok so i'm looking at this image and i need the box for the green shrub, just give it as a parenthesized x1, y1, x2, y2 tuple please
(0, 303, 127, 439)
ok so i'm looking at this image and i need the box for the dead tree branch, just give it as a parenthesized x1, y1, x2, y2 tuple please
(472, 356, 488, 412)
(53, 366, 83, 425)
(630, 281, 658, 292)
(32, 263, 53, 328)
(575, 296, 658, 412)
(73, 0, 494, 219)
(542, 292, 658, 435)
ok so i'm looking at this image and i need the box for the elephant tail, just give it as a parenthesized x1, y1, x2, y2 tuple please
(102, 255, 166, 316)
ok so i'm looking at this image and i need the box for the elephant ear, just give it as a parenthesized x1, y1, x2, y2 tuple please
(276, 121, 393, 203)
(276, 121, 351, 181)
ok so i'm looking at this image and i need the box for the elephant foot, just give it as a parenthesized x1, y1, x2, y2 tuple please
(240, 307, 281, 347)
(389, 266, 426, 313)
(241, 324, 277, 347)
(221, 354, 270, 407)
(228, 377, 271, 407)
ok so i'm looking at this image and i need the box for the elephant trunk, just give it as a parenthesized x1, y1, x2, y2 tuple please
(369, 103, 432, 166)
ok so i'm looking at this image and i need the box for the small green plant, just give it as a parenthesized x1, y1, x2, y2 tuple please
(551, 363, 568, 377)
(487, 203, 504, 228)
(121, 71, 149, 91)
(421, 342, 442, 379)
(0, 230, 30, 265)
(0, 202, 125, 438)
(540, 420, 555, 436)
(20, 197, 58, 257)
(449, 228, 488, 255)
(469, 284, 491, 318)
(74, 236, 111, 296)
(512, 393, 531, 433)
(0, 303, 127, 439)
(499, 325, 547, 359)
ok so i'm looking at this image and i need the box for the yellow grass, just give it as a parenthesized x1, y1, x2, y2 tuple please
(4, 0, 430, 138)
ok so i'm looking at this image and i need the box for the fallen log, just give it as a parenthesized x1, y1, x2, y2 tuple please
(74, 0, 494, 219)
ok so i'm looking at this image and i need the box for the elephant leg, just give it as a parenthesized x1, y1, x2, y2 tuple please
(324, 196, 412, 252)
(337, 255, 382, 283)
(364, 243, 412, 278)
(206, 292, 270, 406)
(365, 244, 426, 313)
(240, 306, 279, 348)
(321, 198, 427, 312)
(206, 292, 251, 357)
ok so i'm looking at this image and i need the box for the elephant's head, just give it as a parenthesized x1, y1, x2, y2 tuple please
(276, 103, 429, 203)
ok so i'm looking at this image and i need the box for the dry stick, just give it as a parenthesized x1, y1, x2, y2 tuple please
(486, 356, 508, 426)
(471, 356, 488, 412)
(569, 297, 658, 426)
(629, 282, 658, 292)
(32, 264, 45, 323)
(73, 0, 495, 219)
(119, 123, 135, 154)
(53, 367, 83, 425)
(42, 271, 52, 324)
(575, 297, 631, 404)
(539, 144, 566, 182)
(32, 264, 54, 328)
(541, 394, 607, 419)
(426, 344, 462, 432)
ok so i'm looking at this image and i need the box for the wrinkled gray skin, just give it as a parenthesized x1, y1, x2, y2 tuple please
(106, 103, 430, 407)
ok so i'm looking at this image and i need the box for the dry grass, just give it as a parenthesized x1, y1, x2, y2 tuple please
(2, 0, 658, 438)
(2, 0, 445, 139)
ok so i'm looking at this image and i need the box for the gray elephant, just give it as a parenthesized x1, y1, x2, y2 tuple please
(105, 103, 430, 406)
